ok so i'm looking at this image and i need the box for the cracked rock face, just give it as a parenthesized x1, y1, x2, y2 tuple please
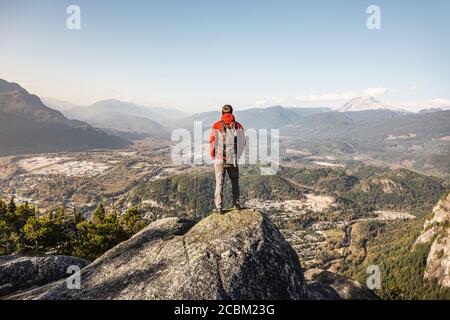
(8, 210, 310, 300)
(415, 192, 450, 288)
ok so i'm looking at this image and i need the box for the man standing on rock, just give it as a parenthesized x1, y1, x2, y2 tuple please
(209, 105, 246, 214)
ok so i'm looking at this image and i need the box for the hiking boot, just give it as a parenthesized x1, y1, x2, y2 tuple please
(214, 207, 224, 214)
(233, 203, 241, 210)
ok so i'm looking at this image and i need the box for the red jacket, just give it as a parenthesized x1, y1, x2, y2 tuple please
(209, 113, 244, 159)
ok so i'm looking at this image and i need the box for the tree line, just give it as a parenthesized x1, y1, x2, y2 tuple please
(0, 199, 147, 260)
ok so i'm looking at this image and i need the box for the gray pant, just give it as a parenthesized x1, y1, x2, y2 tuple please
(214, 164, 240, 209)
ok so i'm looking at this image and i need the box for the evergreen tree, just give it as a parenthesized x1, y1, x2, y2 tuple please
(0, 200, 6, 219)
(6, 197, 15, 215)
(22, 211, 67, 252)
(91, 203, 105, 225)
(121, 207, 146, 236)
(0, 219, 14, 255)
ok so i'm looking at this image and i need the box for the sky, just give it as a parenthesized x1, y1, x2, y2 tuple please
(0, 0, 449, 112)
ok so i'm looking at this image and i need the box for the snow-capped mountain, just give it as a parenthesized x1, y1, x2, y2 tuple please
(338, 96, 388, 112)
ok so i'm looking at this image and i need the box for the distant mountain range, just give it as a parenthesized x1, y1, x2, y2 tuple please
(54, 99, 188, 132)
(338, 96, 389, 112)
(65, 100, 169, 136)
(0, 79, 129, 155)
(282, 108, 450, 140)
(183, 100, 449, 144)
(2, 78, 449, 162)
(182, 105, 331, 130)
(41, 92, 450, 138)
(338, 96, 450, 114)
(42, 97, 81, 111)
(281, 107, 450, 177)
(0, 81, 70, 125)
(52, 98, 331, 134)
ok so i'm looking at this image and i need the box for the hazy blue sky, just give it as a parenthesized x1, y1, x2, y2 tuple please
(0, 0, 449, 112)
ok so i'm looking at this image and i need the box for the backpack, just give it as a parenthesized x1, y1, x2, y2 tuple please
(218, 120, 238, 166)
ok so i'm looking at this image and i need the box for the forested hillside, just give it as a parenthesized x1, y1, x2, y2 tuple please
(342, 217, 450, 300)
(124, 164, 444, 221)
